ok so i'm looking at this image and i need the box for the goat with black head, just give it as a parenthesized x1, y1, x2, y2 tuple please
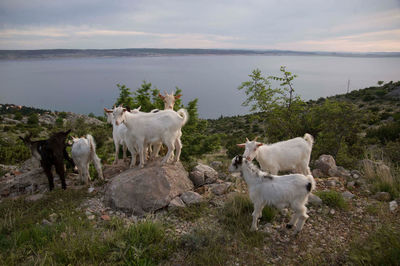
(20, 130, 74, 191)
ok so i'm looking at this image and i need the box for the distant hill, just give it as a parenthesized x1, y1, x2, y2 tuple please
(1, 48, 399, 60)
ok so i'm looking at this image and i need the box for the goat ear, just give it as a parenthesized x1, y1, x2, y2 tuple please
(104, 108, 112, 113)
(158, 93, 165, 100)
(236, 143, 246, 148)
(175, 94, 182, 99)
(256, 143, 264, 147)
(65, 129, 71, 135)
(19, 136, 25, 142)
(122, 108, 127, 112)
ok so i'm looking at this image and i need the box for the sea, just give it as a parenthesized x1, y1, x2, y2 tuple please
(1, 55, 399, 119)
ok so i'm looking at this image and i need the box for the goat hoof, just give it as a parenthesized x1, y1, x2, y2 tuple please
(250, 227, 257, 232)
(286, 224, 293, 229)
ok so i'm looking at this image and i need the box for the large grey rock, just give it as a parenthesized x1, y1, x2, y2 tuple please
(314, 155, 337, 177)
(189, 163, 218, 186)
(104, 160, 193, 216)
(180, 191, 203, 205)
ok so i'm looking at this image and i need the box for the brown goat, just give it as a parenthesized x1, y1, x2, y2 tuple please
(20, 130, 74, 191)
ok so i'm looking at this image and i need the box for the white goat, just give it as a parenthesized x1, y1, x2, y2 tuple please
(229, 155, 315, 233)
(237, 134, 314, 175)
(154, 91, 183, 159)
(104, 107, 129, 164)
(112, 106, 188, 168)
(158, 91, 182, 110)
(71, 134, 104, 185)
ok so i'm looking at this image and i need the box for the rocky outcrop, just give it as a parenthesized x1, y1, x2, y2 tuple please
(0, 168, 49, 197)
(104, 160, 194, 216)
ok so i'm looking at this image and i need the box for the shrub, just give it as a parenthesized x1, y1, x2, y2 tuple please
(27, 113, 39, 125)
(315, 190, 347, 209)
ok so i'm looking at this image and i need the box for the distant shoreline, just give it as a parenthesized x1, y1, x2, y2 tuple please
(1, 48, 399, 60)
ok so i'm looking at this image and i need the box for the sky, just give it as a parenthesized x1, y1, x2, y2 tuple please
(0, 0, 399, 52)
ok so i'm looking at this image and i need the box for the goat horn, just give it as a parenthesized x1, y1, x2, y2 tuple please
(253, 136, 259, 141)
(246, 137, 249, 142)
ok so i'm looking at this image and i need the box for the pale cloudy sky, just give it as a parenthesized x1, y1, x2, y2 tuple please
(0, 0, 399, 52)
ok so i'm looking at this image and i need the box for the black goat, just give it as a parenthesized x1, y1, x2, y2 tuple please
(20, 130, 74, 191)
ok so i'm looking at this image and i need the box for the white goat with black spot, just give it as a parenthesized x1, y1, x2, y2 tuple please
(229, 155, 315, 233)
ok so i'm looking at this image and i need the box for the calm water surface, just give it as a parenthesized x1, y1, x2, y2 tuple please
(1, 55, 399, 118)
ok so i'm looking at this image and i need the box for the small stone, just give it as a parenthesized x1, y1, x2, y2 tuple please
(101, 214, 111, 221)
(60, 232, 67, 239)
(325, 180, 336, 188)
(210, 182, 232, 196)
(42, 219, 52, 226)
(88, 215, 95, 220)
(168, 197, 186, 209)
(347, 181, 355, 188)
(85, 210, 92, 216)
(342, 191, 355, 200)
(330, 209, 335, 215)
(373, 192, 391, 202)
(49, 213, 58, 223)
(88, 187, 95, 193)
(308, 194, 322, 206)
(389, 200, 398, 212)
(180, 191, 203, 205)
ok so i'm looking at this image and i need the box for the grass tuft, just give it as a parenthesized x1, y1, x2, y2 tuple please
(315, 190, 348, 209)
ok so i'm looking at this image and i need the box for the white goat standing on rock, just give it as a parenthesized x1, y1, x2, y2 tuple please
(237, 133, 314, 175)
(112, 106, 188, 168)
(229, 155, 315, 233)
(71, 134, 104, 185)
(104, 107, 129, 164)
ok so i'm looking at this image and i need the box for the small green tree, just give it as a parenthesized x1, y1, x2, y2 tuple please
(27, 113, 39, 125)
(115, 84, 134, 109)
(238, 68, 282, 112)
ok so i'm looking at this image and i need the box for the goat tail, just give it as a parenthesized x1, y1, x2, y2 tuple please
(305, 174, 316, 192)
(86, 134, 97, 155)
(177, 108, 189, 126)
(303, 133, 314, 147)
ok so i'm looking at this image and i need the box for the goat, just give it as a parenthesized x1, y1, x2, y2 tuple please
(155, 91, 183, 159)
(237, 134, 314, 175)
(71, 134, 104, 185)
(19, 130, 73, 191)
(112, 106, 188, 168)
(158, 91, 182, 110)
(229, 155, 315, 233)
(104, 107, 129, 164)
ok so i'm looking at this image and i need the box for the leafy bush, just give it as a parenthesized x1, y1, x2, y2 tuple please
(0, 138, 31, 165)
(366, 122, 400, 144)
(315, 190, 347, 209)
(27, 113, 39, 125)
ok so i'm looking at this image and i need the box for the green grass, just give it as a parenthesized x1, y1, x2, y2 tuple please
(219, 193, 275, 246)
(349, 224, 400, 265)
(315, 190, 348, 210)
(0, 189, 176, 265)
(180, 228, 229, 265)
(170, 202, 210, 221)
